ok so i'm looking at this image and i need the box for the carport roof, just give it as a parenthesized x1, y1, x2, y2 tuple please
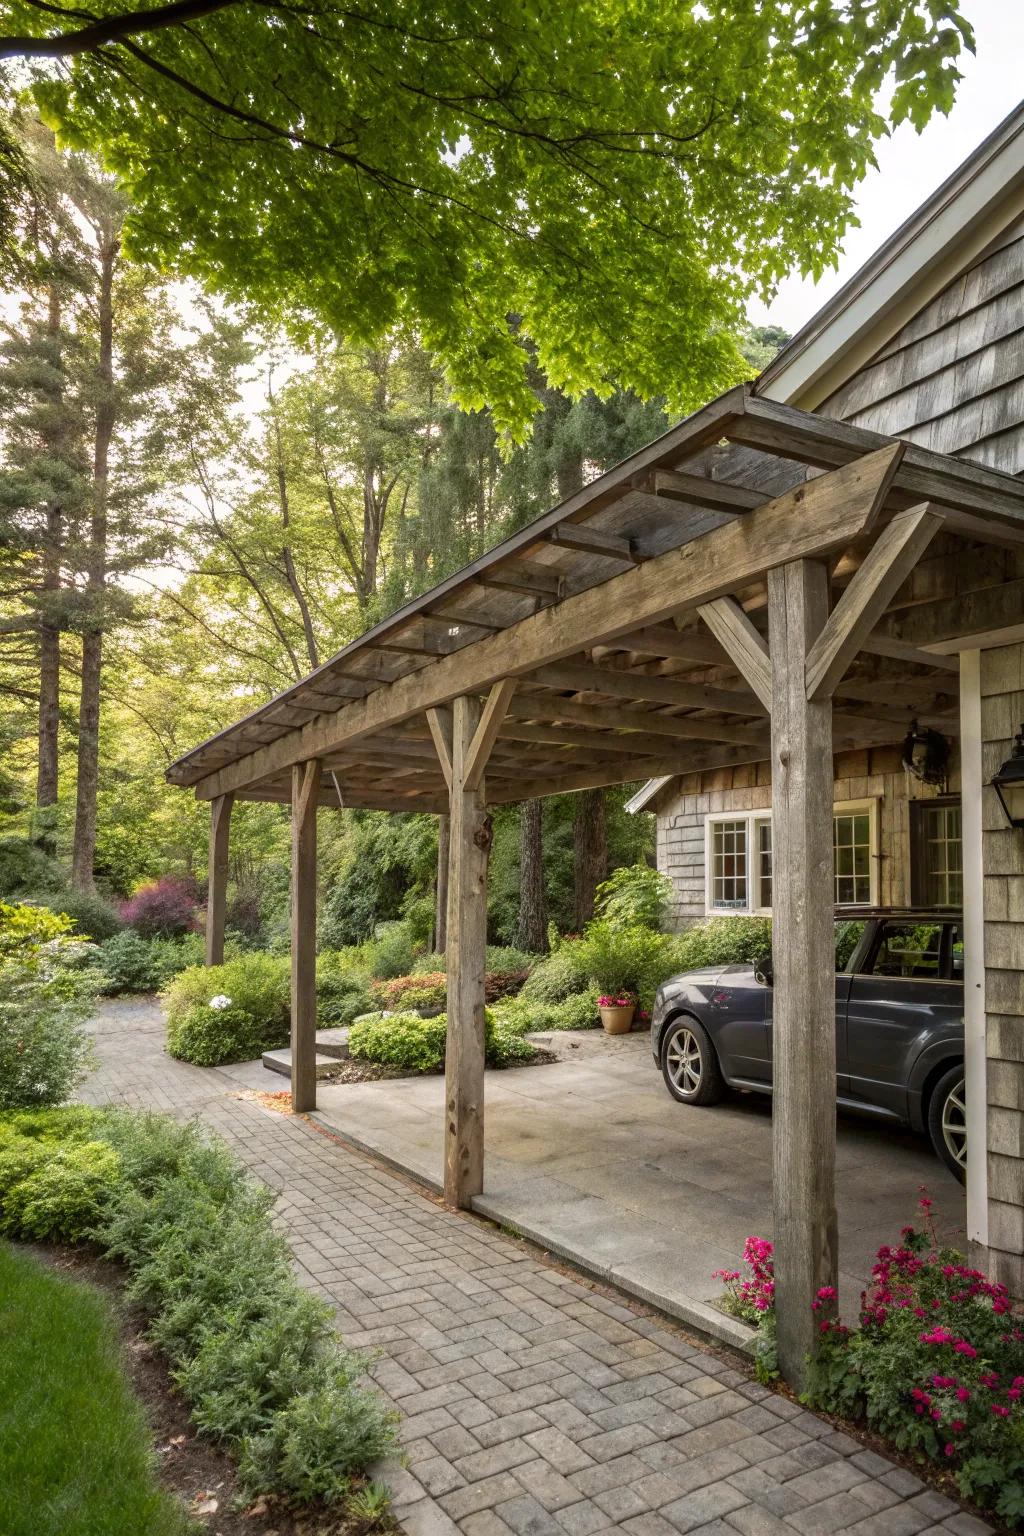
(167, 384, 1024, 812)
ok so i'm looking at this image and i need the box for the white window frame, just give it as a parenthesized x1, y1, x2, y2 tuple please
(704, 799, 880, 916)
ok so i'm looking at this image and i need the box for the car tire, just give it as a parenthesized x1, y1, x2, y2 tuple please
(927, 1065, 967, 1184)
(660, 1016, 724, 1106)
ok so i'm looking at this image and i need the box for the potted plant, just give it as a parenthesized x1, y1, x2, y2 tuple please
(597, 994, 636, 1033)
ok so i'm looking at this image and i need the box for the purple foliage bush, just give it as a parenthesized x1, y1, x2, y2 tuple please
(122, 876, 199, 939)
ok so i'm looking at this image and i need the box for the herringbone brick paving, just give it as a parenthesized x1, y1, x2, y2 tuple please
(81, 1000, 994, 1536)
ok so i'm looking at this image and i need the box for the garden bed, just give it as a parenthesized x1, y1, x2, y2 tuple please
(28, 1243, 397, 1536)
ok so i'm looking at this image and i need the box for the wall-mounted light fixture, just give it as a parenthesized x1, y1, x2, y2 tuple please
(901, 721, 950, 788)
(991, 724, 1024, 832)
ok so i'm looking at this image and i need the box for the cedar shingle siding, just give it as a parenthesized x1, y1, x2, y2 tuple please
(822, 214, 1024, 473)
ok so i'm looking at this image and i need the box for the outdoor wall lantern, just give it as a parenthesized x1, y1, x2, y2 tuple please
(991, 724, 1024, 832)
(901, 721, 950, 787)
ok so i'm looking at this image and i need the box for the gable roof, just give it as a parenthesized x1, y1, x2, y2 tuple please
(626, 100, 1024, 818)
(757, 100, 1024, 411)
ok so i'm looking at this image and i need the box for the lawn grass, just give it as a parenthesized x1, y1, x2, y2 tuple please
(0, 1241, 193, 1536)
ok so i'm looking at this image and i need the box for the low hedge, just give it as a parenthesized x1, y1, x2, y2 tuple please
(369, 968, 529, 1014)
(0, 1107, 396, 1505)
(96, 931, 205, 996)
(348, 1009, 538, 1073)
(164, 954, 290, 1066)
(493, 988, 600, 1033)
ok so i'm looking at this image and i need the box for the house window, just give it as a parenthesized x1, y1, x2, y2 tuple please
(910, 800, 962, 908)
(706, 801, 878, 914)
(833, 809, 873, 906)
(710, 819, 748, 910)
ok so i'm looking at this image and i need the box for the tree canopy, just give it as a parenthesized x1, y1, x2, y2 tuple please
(2, 0, 972, 433)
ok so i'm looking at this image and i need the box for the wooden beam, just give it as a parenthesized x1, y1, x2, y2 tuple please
(697, 598, 773, 710)
(649, 468, 767, 512)
(499, 719, 727, 759)
(464, 679, 517, 791)
(505, 692, 764, 745)
(860, 632, 959, 673)
(805, 505, 945, 701)
(878, 576, 1024, 651)
(547, 524, 641, 563)
(533, 661, 763, 716)
(604, 625, 726, 665)
(488, 738, 772, 802)
(290, 759, 320, 1115)
(187, 446, 904, 800)
(445, 695, 489, 1209)
(478, 558, 563, 597)
(427, 706, 454, 789)
(205, 791, 234, 967)
(768, 560, 838, 1392)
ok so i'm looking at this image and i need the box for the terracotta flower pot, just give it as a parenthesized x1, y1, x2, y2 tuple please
(599, 1003, 635, 1034)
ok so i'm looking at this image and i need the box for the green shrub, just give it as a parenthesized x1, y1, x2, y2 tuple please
(0, 835, 65, 896)
(573, 920, 671, 1009)
(484, 945, 541, 974)
(0, 1108, 119, 1243)
(0, 1136, 119, 1241)
(316, 950, 373, 1027)
(238, 1378, 396, 1504)
(349, 1007, 538, 1071)
(371, 970, 447, 1012)
(97, 931, 204, 995)
(349, 1011, 448, 1073)
(365, 921, 416, 979)
(668, 915, 773, 973)
(23, 887, 125, 941)
(0, 901, 98, 1109)
(594, 862, 674, 930)
(164, 952, 290, 1065)
(495, 988, 600, 1033)
(520, 943, 592, 1002)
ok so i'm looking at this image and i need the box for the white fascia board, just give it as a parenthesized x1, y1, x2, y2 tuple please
(760, 106, 1024, 411)
(625, 776, 672, 814)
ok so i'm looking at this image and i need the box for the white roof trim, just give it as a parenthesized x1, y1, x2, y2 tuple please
(757, 101, 1024, 411)
(625, 777, 672, 814)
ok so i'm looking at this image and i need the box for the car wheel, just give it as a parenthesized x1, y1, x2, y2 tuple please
(927, 1066, 967, 1184)
(660, 1016, 724, 1106)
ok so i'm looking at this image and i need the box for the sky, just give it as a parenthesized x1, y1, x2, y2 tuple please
(749, 0, 1024, 337)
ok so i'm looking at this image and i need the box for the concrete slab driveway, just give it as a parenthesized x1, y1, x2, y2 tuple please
(313, 1029, 965, 1338)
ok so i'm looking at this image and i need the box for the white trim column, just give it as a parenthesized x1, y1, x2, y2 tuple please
(960, 648, 989, 1254)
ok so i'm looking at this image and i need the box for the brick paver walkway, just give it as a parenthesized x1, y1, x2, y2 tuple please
(81, 1000, 993, 1536)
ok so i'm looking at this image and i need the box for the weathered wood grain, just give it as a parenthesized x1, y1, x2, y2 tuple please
(204, 792, 234, 967)
(290, 760, 320, 1114)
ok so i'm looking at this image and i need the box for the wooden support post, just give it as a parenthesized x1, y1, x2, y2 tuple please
(291, 759, 320, 1113)
(445, 696, 488, 1207)
(768, 560, 838, 1390)
(205, 792, 234, 967)
(433, 682, 514, 1209)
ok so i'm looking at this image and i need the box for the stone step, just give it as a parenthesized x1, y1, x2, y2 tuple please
(262, 1048, 340, 1079)
(315, 1027, 350, 1059)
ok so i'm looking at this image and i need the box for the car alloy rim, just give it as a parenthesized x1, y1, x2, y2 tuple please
(941, 1078, 967, 1169)
(666, 1027, 702, 1096)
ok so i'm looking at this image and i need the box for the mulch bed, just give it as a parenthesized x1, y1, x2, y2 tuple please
(29, 1244, 398, 1536)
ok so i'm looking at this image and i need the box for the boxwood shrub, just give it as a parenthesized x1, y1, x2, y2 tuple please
(164, 954, 290, 1066)
(349, 1009, 538, 1072)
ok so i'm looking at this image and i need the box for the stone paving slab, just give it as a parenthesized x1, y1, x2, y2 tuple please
(79, 999, 992, 1536)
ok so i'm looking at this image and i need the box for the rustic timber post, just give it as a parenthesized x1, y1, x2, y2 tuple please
(697, 467, 942, 1388)
(767, 559, 838, 1385)
(205, 792, 234, 967)
(291, 760, 320, 1113)
(428, 681, 516, 1207)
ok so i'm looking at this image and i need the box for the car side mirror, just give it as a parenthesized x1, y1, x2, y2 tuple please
(754, 956, 773, 988)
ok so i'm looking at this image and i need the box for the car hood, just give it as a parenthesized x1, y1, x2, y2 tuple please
(657, 962, 747, 995)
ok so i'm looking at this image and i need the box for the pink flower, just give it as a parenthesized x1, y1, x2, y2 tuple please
(991, 1405, 1010, 1418)
(956, 1387, 970, 1403)
(944, 1444, 955, 1458)
(953, 1341, 977, 1359)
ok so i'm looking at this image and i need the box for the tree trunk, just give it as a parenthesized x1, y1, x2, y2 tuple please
(516, 798, 548, 952)
(435, 813, 450, 954)
(71, 232, 117, 891)
(36, 285, 63, 853)
(573, 789, 607, 930)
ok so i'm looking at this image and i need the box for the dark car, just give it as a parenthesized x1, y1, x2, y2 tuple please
(651, 911, 966, 1180)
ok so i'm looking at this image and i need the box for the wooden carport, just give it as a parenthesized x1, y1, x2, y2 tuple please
(167, 383, 1024, 1387)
